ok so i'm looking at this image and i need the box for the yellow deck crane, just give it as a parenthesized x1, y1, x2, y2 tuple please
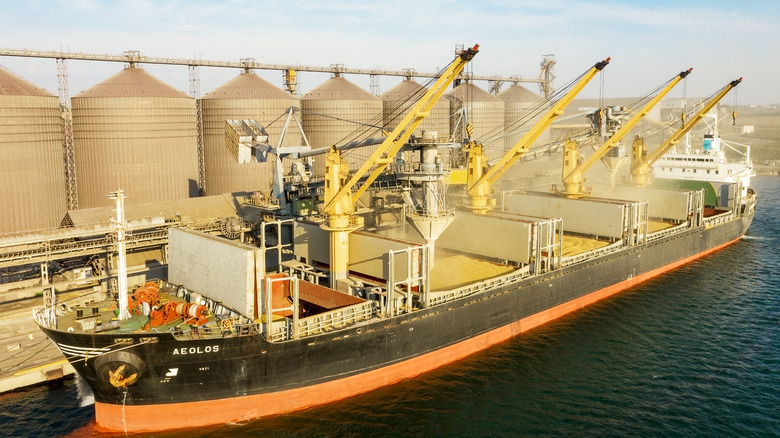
(557, 68, 692, 198)
(463, 58, 611, 214)
(321, 44, 479, 287)
(630, 78, 742, 186)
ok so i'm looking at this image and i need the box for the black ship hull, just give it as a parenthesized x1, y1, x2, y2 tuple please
(39, 211, 754, 432)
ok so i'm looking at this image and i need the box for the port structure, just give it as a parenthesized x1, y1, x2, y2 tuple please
(630, 78, 742, 186)
(556, 68, 692, 198)
(0, 47, 548, 93)
(0, 47, 553, 201)
(55, 53, 78, 211)
(0, 203, 243, 307)
(462, 58, 611, 214)
(320, 45, 480, 288)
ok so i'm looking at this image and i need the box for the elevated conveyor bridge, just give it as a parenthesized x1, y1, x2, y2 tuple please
(0, 219, 223, 270)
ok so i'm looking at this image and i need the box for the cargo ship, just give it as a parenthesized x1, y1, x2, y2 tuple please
(32, 48, 757, 433)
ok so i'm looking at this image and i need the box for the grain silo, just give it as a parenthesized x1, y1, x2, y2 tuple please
(301, 74, 383, 176)
(445, 82, 504, 161)
(0, 66, 67, 233)
(497, 83, 542, 152)
(71, 67, 198, 208)
(380, 78, 450, 139)
(200, 71, 301, 196)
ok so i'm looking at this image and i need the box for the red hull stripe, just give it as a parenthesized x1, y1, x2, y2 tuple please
(96, 236, 741, 433)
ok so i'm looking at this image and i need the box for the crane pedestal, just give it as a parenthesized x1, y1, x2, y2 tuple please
(321, 215, 362, 292)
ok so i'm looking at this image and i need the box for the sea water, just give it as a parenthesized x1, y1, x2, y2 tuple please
(2, 177, 778, 437)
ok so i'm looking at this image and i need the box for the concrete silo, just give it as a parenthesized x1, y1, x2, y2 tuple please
(201, 71, 301, 196)
(0, 66, 67, 233)
(301, 74, 383, 176)
(445, 82, 504, 162)
(71, 67, 198, 208)
(497, 83, 542, 152)
(380, 77, 450, 139)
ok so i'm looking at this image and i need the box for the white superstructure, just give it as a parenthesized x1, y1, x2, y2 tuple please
(654, 109, 754, 197)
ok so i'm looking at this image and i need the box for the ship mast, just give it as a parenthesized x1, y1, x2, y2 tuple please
(109, 189, 131, 320)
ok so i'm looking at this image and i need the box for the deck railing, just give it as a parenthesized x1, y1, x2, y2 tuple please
(32, 305, 56, 329)
(644, 222, 690, 242)
(427, 266, 532, 307)
(560, 240, 624, 268)
(702, 210, 734, 228)
(267, 300, 376, 342)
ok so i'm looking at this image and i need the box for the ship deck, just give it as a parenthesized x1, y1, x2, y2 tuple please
(54, 294, 215, 337)
(50, 285, 251, 340)
(50, 219, 682, 339)
(428, 231, 618, 291)
(648, 220, 677, 233)
(430, 251, 515, 290)
(561, 234, 611, 256)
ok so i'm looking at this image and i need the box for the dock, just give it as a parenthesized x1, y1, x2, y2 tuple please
(0, 298, 75, 393)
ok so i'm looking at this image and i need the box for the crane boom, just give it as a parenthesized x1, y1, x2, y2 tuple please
(630, 78, 742, 185)
(464, 57, 610, 213)
(321, 44, 479, 287)
(324, 44, 479, 213)
(559, 68, 692, 197)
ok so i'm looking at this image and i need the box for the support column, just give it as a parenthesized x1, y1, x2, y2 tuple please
(40, 262, 49, 286)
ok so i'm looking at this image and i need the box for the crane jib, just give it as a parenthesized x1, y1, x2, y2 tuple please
(466, 57, 611, 196)
(562, 67, 693, 186)
(323, 45, 480, 213)
(636, 77, 743, 171)
(595, 57, 611, 70)
(459, 44, 480, 61)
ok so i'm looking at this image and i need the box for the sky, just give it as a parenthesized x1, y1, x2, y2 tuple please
(1, 0, 779, 105)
